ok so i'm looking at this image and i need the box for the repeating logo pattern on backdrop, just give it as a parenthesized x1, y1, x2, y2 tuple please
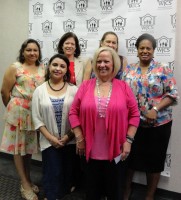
(171, 13, 176, 29)
(42, 20, 53, 34)
(33, 2, 43, 16)
(53, 0, 65, 14)
(112, 16, 126, 32)
(53, 38, 60, 52)
(63, 19, 75, 32)
(42, 58, 49, 67)
(126, 36, 137, 55)
(157, 0, 173, 6)
(79, 38, 88, 52)
(127, 0, 142, 8)
(156, 36, 172, 55)
(76, 0, 88, 12)
(86, 17, 99, 32)
(100, 0, 114, 11)
(140, 14, 156, 31)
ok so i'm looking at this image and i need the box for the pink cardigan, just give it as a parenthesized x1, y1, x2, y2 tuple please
(69, 78, 140, 161)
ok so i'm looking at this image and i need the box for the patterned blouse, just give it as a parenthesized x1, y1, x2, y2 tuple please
(123, 59, 179, 127)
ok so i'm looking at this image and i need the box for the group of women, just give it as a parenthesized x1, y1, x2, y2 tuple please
(0, 31, 179, 200)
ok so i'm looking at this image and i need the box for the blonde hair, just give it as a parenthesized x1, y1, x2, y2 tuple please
(92, 46, 121, 78)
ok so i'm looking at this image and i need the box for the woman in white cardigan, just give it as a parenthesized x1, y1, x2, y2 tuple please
(32, 54, 78, 200)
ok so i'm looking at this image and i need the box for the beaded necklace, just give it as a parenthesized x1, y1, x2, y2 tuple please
(48, 80, 66, 92)
(96, 79, 112, 118)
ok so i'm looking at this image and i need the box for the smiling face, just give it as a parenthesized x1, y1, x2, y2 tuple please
(62, 37, 76, 57)
(101, 34, 118, 51)
(96, 50, 114, 80)
(22, 43, 39, 64)
(137, 39, 154, 66)
(49, 57, 67, 81)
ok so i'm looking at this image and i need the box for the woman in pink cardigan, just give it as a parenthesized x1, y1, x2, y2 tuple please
(69, 46, 140, 200)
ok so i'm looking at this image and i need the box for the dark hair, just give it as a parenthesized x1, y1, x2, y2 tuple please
(135, 33, 156, 50)
(17, 38, 42, 66)
(57, 32, 81, 58)
(45, 54, 71, 82)
(99, 31, 119, 50)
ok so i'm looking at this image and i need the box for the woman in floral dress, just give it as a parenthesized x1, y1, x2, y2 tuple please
(0, 39, 45, 200)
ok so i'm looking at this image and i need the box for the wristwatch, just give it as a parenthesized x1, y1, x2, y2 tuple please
(153, 106, 159, 113)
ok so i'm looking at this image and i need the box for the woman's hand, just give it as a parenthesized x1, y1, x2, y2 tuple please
(49, 135, 63, 148)
(144, 108, 157, 124)
(59, 135, 69, 146)
(75, 135, 85, 156)
(121, 141, 132, 161)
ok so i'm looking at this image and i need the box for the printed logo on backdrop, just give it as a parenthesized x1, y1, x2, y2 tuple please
(63, 19, 75, 32)
(126, 36, 137, 55)
(168, 60, 174, 70)
(100, 0, 114, 13)
(53, 38, 60, 52)
(112, 16, 126, 32)
(36, 39, 43, 49)
(140, 14, 156, 32)
(127, 0, 142, 11)
(171, 13, 176, 30)
(156, 36, 172, 56)
(157, 0, 174, 9)
(86, 17, 99, 33)
(79, 38, 88, 53)
(42, 57, 49, 67)
(28, 23, 33, 34)
(32, 2, 43, 17)
(42, 20, 53, 35)
(161, 153, 171, 177)
(53, 0, 65, 15)
(76, 0, 88, 15)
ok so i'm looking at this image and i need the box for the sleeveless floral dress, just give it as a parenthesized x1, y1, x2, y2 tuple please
(0, 62, 45, 155)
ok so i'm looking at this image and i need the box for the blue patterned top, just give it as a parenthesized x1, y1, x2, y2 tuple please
(50, 97, 64, 135)
(123, 59, 179, 127)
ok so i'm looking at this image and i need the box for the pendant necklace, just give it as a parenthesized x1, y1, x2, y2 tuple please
(96, 79, 112, 118)
(48, 80, 66, 92)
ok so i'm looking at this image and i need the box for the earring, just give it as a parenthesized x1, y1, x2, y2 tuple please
(63, 75, 67, 81)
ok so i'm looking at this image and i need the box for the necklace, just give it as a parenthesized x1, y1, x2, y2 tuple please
(48, 80, 66, 92)
(96, 79, 112, 118)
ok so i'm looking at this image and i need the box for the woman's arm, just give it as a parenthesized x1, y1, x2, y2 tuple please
(39, 126, 63, 148)
(122, 57, 128, 72)
(145, 96, 174, 121)
(1, 65, 16, 106)
(83, 58, 92, 80)
(121, 125, 137, 161)
(73, 126, 85, 156)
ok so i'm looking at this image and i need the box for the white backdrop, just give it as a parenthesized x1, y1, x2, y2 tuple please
(29, 0, 177, 177)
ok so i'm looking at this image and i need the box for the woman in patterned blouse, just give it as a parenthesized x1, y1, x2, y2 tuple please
(123, 33, 179, 200)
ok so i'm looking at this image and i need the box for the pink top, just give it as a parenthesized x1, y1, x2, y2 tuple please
(69, 78, 140, 161)
(90, 97, 109, 160)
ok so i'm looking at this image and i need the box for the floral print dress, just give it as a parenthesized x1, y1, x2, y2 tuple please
(0, 62, 45, 155)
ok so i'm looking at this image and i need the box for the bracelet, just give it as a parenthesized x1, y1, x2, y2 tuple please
(126, 135, 134, 142)
(66, 129, 75, 141)
(76, 138, 84, 143)
(153, 106, 159, 113)
(126, 138, 133, 144)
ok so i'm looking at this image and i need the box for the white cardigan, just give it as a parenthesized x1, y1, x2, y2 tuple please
(32, 82, 78, 151)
